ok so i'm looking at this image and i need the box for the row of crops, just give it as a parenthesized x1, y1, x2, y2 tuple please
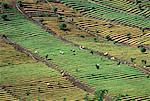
(0, 38, 86, 100)
(74, 17, 150, 46)
(61, 0, 150, 29)
(0, 5, 150, 100)
(91, 0, 150, 18)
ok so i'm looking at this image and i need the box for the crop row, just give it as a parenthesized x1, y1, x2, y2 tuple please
(61, 0, 150, 29)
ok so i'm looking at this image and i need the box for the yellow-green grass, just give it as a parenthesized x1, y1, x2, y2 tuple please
(0, 9, 150, 99)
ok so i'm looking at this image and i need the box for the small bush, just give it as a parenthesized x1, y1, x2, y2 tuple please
(59, 23, 67, 30)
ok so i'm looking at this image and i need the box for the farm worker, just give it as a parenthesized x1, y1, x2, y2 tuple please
(34, 50, 38, 54)
(45, 54, 48, 59)
(95, 64, 100, 69)
(60, 51, 64, 55)
(79, 45, 85, 50)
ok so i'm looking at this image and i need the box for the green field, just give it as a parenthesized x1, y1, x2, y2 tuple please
(0, 39, 87, 101)
(0, 7, 150, 100)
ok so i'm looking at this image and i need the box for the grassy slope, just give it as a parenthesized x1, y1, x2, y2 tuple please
(0, 40, 86, 100)
(0, 9, 150, 97)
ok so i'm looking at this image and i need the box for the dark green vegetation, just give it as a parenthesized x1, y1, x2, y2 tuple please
(0, 5, 150, 100)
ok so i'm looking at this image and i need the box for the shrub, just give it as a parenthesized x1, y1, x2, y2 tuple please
(80, 35, 85, 38)
(1, 14, 9, 21)
(84, 93, 89, 101)
(59, 23, 67, 30)
(94, 37, 98, 42)
(126, 33, 132, 39)
(35, 0, 40, 4)
(130, 57, 136, 63)
(137, 45, 143, 48)
(52, 6, 58, 13)
(105, 35, 112, 41)
(39, 19, 44, 22)
(18, 1, 23, 7)
(63, 97, 67, 101)
(2, 3, 9, 9)
(58, 15, 63, 20)
(141, 60, 147, 65)
(140, 47, 146, 53)
(113, 41, 118, 44)
(94, 89, 108, 101)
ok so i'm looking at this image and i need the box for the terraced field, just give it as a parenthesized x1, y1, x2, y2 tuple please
(20, 1, 150, 67)
(0, 39, 87, 100)
(61, 0, 150, 29)
(0, 5, 150, 100)
(91, 0, 150, 18)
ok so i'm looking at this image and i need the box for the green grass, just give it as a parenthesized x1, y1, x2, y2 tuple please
(0, 9, 150, 98)
(64, 34, 150, 67)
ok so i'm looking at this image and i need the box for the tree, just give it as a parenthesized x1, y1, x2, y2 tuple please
(94, 89, 108, 101)
(59, 23, 67, 30)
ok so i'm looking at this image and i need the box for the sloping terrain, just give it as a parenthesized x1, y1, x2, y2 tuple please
(0, 4, 150, 100)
